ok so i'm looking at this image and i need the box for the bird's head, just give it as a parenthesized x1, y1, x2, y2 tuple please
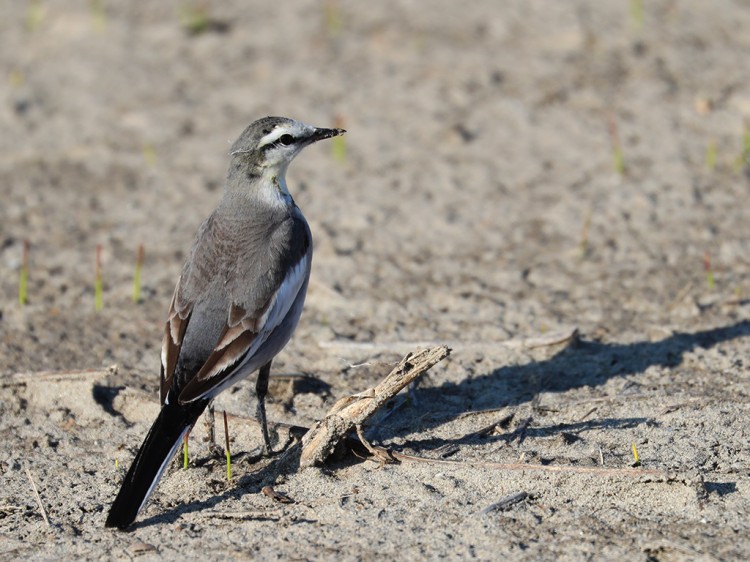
(229, 116, 345, 177)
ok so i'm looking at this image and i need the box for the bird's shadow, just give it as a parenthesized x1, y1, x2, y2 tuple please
(370, 319, 750, 445)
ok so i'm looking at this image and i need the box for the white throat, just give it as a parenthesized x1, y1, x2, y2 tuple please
(259, 166, 293, 207)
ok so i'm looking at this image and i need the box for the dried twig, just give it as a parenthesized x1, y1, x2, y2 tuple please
(355, 424, 397, 465)
(300, 346, 451, 467)
(354, 423, 380, 457)
(578, 406, 598, 422)
(390, 451, 668, 478)
(458, 412, 516, 441)
(126, 541, 157, 556)
(456, 407, 513, 420)
(24, 464, 50, 526)
(433, 444, 460, 458)
(509, 416, 533, 445)
(198, 510, 283, 522)
(479, 491, 528, 515)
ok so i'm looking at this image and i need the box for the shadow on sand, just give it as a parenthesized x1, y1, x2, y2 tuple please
(372, 319, 750, 445)
(131, 320, 750, 529)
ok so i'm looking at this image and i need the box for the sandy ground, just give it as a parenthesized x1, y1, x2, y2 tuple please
(1, 1, 750, 560)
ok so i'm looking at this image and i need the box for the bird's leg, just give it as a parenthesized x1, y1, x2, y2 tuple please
(204, 400, 223, 458)
(256, 361, 273, 456)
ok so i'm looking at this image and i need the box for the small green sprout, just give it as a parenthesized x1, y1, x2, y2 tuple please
(629, 0, 644, 31)
(704, 252, 715, 290)
(89, 0, 107, 32)
(26, 0, 45, 32)
(142, 143, 157, 167)
(224, 411, 231, 481)
(9, 69, 24, 88)
(631, 442, 640, 466)
(179, 3, 210, 35)
(324, 0, 343, 39)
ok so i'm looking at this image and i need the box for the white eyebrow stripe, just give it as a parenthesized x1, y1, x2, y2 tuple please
(257, 127, 293, 149)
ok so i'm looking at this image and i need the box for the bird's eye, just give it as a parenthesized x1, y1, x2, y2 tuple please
(279, 134, 294, 146)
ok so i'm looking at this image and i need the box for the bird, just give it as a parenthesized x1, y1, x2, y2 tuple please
(105, 116, 345, 530)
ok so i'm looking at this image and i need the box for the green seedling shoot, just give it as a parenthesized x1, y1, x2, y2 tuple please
(631, 442, 641, 466)
(324, 0, 343, 38)
(142, 143, 157, 167)
(704, 252, 715, 290)
(629, 0, 644, 31)
(89, 0, 106, 32)
(9, 69, 24, 88)
(183, 432, 189, 470)
(224, 411, 232, 481)
(26, 0, 45, 32)
(179, 3, 210, 35)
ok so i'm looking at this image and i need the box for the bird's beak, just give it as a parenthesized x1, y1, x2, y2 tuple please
(307, 127, 346, 143)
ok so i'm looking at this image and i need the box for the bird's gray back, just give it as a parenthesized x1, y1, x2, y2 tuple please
(173, 199, 311, 386)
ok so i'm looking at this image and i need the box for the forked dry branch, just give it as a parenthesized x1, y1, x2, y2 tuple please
(299, 345, 452, 467)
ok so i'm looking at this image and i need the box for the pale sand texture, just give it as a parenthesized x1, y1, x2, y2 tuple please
(1, 1, 749, 560)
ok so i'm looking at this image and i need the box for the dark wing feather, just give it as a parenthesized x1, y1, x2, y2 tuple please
(160, 283, 192, 403)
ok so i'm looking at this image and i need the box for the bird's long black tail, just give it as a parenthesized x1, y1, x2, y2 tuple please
(105, 400, 208, 530)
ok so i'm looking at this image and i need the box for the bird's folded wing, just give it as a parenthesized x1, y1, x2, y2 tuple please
(160, 282, 192, 403)
(174, 251, 310, 403)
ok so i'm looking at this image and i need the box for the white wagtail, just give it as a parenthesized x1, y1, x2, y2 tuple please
(105, 116, 344, 530)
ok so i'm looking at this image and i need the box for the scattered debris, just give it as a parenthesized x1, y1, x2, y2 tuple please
(126, 541, 157, 556)
(479, 491, 529, 515)
(262, 486, 294, 504)
(24, 463, 49, 526)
